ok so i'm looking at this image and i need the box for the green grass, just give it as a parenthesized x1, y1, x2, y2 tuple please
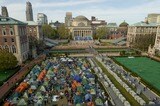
(94, 58, 140, 106)
(113, 57, 160, 91)
(0, 68, 19, 86)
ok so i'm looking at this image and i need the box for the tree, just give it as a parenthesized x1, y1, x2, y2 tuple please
(0, 50, 18, 71)
(95, 27, 109, 39)
(133, 34, 156, 51)
(57, 24, 70, 39)
(42, 24, 58, 39)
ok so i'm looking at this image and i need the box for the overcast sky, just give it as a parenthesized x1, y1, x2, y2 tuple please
(1, 0, 160, 25)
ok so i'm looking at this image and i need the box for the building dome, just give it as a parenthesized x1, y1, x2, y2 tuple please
(74, 15, 89, 21)
(119, 21, 129, 27)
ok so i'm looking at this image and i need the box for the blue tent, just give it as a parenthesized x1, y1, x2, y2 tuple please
(74, 75, 82, 82)
(85, 93, 92, 102)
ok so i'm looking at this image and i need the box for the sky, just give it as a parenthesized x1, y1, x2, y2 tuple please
(0, 0, 160, 25)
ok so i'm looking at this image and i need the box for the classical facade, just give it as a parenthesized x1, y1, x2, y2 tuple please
(65, 12, 107, 41)
(127, 22, 157, 46)
(0, 16, 29, 63)
(37, 13, 48, 25)
(1, 6, 9, 17)
(68, 15, 93, 40)
(26, 1, 33, 21)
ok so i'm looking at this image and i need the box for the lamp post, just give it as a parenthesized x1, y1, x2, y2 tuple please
(5, 71, 7, 79)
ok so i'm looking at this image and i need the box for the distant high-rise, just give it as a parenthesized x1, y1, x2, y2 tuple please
(37, 13, 48, 25)
(26, 1, 33, 21)
(65, 12, 72, 26)
(1, 6, 9, 17)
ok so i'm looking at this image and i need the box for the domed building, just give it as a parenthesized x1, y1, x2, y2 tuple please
(118, 21, 129, 36)
(66, 15, 93, 40)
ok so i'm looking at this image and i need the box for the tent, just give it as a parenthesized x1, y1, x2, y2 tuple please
(40, 86, 46, 92)
(95, 97, 103, 106)
(85, 93, 92, 102)
(74, 75, 82, 83)
(23, 92, 28, 99)
(31, 85, 37, 90)
(17, 99, 27, 106)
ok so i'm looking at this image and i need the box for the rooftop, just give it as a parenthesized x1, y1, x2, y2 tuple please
(0, 16, 27, 25)
(130, 22, 158, 27)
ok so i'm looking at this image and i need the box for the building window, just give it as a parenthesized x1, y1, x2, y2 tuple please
(4, 38, 7, 42)
(2, 30, 6, 35)
(12, 45, 16, 53)
(4, 45, 9, 51)
(10, 30, 14, 35)
(11, 38, 14, 42)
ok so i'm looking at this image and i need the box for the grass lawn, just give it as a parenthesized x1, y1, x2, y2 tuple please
(113, 57, 160, 91)
(94, 58, 140, 106)
(0, 68, 19, 85)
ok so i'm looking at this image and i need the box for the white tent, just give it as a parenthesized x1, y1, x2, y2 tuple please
(31, 85, 37, 90)
(23, 92, 28, 99)
(17, 99, 27, 106)
(40, 86, 46, 92)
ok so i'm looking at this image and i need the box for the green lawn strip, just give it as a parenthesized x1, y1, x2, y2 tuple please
(94, 58, 140, 106)
(111, 57, 160, 97)
(0, 68, 19, 86)
(116, 73, 149, 104)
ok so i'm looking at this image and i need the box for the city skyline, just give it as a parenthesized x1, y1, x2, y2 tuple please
(0, 0, 160, 24)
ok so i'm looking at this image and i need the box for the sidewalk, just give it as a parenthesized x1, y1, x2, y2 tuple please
(0, 54, 46, 102)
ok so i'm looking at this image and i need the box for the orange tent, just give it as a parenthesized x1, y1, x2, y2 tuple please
(3, 102, 10, 106)
(87, 102, 94, 106)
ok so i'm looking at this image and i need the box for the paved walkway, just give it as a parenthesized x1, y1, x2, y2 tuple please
(0, 54, 46, 102)
(91, 58, 124, 106)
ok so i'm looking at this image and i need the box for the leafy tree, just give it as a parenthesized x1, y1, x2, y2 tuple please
(133, 34, 156, 51)
(95, 27, 109, 39)
(57, 24, 70, 39)
(0, 50, 18, 71)
(42, 24, 58, 39)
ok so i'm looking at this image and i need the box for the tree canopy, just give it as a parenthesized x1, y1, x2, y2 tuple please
(42, 24, 58, 39)
(94, 27, 109, 39)
(0, 50, 18, 71)
(133, 34, 156, 51)
(57, 24, 70, 39)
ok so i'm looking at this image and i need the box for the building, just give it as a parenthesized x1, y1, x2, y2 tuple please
(65, 12, 107, 41)
(118, 21, 129, 36)
(154, 24, 160, 54)
(25, 21, 43, 41)
(147, 13, 160, 23)
(49, 21, 63, 29)
(0, 16, 29, 63)
(26, 1, 33, 21)
(65, 12, 72, 26)
(127, 21, 157, 47)
(67, 15, 93, 40)
(1, 6, 9, 17)
(107, 23, 118, 32)
(37, 13, 48, 25)
(91, 16, 107, 29)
